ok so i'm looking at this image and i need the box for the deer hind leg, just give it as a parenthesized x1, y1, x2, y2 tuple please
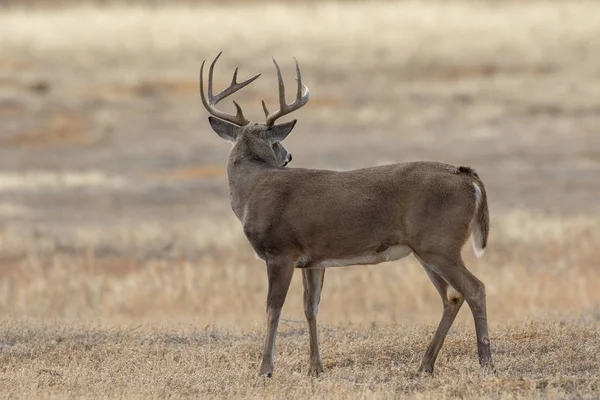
(417, 252, 494, 372)
(302, 268, 326, 376)
(417, 259, 464, 374)
(259, 259, 295, 377)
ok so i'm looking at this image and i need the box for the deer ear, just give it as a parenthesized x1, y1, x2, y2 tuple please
(208, 116, 239, 142)
(267, 119, 297, 143)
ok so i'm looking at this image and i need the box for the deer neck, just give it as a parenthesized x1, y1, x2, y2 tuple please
(226, 144, 276, 221)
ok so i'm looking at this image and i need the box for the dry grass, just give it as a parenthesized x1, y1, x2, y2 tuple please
(1, 0, 599, 398)
(0, 319, 598, 399)
(1, 212, 599, 325)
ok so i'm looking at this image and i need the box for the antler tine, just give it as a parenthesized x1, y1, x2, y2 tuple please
(265, 57, 311, 126)
(207, 51, 221, 101)
(294, 58, 310, 103)
(273, 58, 287, 109)
(199, 52, 261, 126)
(261, 100, 270, 119)
(231, 67, 238, 86)
(200, 59, 208, 108)
(212, 67, 261, 105)
(294, 57, 303, 101)
(294, 77, 310, 103)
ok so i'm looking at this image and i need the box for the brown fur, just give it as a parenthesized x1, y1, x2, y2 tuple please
(242, 161, 481, 265)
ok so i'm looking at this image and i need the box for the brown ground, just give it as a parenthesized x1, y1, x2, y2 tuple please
(0, 1, 599, 398)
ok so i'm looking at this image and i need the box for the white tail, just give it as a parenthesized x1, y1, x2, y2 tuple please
(472, 182, 486, 257)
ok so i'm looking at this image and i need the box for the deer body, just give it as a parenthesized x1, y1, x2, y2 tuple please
(200, 53, 494, 377)
(236, 161, 484, 270)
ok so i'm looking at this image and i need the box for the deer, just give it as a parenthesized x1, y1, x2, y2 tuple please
(199, 52, 494, 377)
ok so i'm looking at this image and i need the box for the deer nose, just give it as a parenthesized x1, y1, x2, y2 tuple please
(283, 153, 292, 167)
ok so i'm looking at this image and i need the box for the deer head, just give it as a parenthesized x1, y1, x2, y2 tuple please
(200, 52, 310, 168)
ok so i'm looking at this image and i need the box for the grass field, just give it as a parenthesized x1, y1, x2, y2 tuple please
(0, 0, 599, 398)
(1, 319, 598, 398)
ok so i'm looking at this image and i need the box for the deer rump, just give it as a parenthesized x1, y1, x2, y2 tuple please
(243, 161, 488, 269)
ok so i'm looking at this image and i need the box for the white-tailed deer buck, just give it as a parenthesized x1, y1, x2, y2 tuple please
(199, 53, 493, 377)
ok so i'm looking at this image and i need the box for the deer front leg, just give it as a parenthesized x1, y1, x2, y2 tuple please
(259, 259, 295, 377)
(302, 268, 326, 376)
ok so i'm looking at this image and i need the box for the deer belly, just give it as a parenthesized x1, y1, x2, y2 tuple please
(309, 245, 411, 269)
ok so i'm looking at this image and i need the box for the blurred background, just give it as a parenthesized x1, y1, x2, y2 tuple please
(0, 0, 599, 327)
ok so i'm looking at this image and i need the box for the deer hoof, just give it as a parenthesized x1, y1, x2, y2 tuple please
(259, 363, 274, 378)
(481, 359, 496, 374)
(308, 362, 325, 377)
(418, 364, 434, 375)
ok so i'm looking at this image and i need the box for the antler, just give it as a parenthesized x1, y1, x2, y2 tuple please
(262, 57, 310, 127)
(200, 52, 261, 126)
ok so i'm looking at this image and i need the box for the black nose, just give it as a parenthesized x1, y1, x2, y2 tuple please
(288, 154, 292, 162)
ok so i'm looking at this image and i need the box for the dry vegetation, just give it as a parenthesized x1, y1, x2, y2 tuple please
(0, 1, 599, 398)
(0, 319, 598, 398)
(1, 212, 599, 326)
